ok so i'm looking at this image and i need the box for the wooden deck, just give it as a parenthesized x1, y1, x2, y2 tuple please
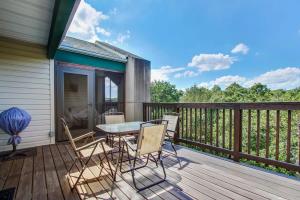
(0, 143, 300, 200)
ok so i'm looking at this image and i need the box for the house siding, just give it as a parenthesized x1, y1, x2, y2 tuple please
(0, 37, 54, 151)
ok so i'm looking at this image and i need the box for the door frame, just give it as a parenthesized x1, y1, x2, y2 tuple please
(55, 63, 95, 142)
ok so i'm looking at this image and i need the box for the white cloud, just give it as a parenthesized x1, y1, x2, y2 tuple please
(174, 70, 199, 78)
(151, 66, 184, 82)
(231, 43, 249, 55)
(67, 0, 109, 42)
(245, 67, 300, 89)
(188, 53, 236, 72)
(113, 30, 131, 45)
(199, 75, 246, 89)
(96, 27, 111, 37)
(198, 67, 300, 90)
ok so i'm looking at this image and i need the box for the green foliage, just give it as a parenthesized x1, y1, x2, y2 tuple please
(150, 81, 183, 102)
(179, 83, 300, 103)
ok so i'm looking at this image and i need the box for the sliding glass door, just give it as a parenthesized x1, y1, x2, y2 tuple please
(56, 66, 94, 141)
(56, 63, 124, 142)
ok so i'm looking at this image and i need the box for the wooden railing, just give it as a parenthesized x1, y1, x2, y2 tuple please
(143, 102, 300, 172)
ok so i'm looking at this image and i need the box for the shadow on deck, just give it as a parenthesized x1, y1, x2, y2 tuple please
(0, 143, 300, 200)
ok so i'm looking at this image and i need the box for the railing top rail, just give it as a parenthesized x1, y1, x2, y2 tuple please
(143, 102, 300, 110)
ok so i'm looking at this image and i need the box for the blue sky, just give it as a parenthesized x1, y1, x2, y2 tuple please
(67, 0, 300, 90)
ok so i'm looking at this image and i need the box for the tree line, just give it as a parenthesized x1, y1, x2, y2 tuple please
(150, 80, 300, 103)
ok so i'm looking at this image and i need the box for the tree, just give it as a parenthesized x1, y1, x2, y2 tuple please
(223, 83, 247, 102)
(181, 85, 212, 102)
(150, 81, 183, 102)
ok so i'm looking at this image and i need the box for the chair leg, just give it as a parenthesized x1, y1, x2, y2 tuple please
(131, 152, 167, 192)
(72, 154, 94, 190)
(170, 140, 178, 155)
(120, 144, 150, 174)
(120, 142, 133, 173)
(102, 144, 115, 179)
(149, 153, 158, 167)
(68, 157, 77, 175)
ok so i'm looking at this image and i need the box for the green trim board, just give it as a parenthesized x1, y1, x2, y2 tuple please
(47, 0, 80, 58)
(55, 50, 126, 72)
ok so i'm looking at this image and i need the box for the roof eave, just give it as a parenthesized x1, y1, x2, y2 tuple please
(47, 0, 81, 59)
(58, 46, 127, 63)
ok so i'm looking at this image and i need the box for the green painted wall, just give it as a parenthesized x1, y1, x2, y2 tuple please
(54, 50, 126, 72)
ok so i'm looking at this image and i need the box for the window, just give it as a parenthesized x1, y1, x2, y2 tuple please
(105, 77, 118, 102)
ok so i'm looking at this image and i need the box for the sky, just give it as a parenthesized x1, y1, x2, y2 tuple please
(67, 0, 300, 90)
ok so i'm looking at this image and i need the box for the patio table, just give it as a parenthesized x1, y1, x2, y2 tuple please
(96, 121, 143, 151)
(96, 121, 143, 136)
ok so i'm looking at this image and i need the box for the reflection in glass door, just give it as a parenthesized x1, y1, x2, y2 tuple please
(63, 73, 89, 138)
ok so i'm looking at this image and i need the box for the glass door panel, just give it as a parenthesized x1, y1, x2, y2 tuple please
(63, 73, 89, 138)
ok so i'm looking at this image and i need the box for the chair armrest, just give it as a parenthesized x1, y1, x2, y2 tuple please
(122, 136, 137, 151)
(167, 129, 176, 133)
(75, 138, 105, 151)
(73, 131, 95, 142)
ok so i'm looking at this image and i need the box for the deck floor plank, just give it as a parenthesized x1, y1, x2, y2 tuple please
(15, 157, 33, 200)
(1, 143, 300, 200)
(43, 145, 64, 200)
(0, 160, 13, 189)
(3, 158, 24, 199)
(32, 146, 47, 200)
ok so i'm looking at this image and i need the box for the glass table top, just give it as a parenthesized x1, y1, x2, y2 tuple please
(96, 121, 143, 134)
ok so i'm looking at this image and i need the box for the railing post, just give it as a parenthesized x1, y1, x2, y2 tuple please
(143, 103, 146, 121)
(233, 106, 242, 162)
(174, 104, 180, 144)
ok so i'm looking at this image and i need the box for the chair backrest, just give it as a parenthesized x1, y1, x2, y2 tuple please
(60, 118, 77, 151)
(136, 120, 167, 156)
(163, 113, 179, 132)
(104, 112, 125, 124)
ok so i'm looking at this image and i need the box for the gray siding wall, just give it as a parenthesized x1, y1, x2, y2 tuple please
(125, 57, 150, 121)
(0, 37, 54, 151)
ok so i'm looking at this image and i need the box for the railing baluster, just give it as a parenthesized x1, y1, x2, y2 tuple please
(298, 120, 300, 166)
(256, 110, 260, 157)
(199, 108, 202, 143)
(185, 107, 188, 139)
(287, 110, 291, 163)
(210, 109, 213, 145)
(195, 108, 198, 141)
(229, 109, 232, 150)
(222, 109, 225, 148)
(216, 109, 219, 147)
(266, 110, 270, 159)
(248, 109, 251, 154)
(190, 108, 193, 140)
(205, 108, 208, 144)
(276, 110, 280, 160)
(181, 106, 184, 139)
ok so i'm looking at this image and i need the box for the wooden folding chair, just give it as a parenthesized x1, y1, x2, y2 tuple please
(120, 119, 168, 191)
(60, 118, 119, 190)
(162, 112, 179, 156)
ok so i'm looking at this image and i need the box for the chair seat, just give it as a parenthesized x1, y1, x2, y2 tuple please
(79, 143, 113, 158)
